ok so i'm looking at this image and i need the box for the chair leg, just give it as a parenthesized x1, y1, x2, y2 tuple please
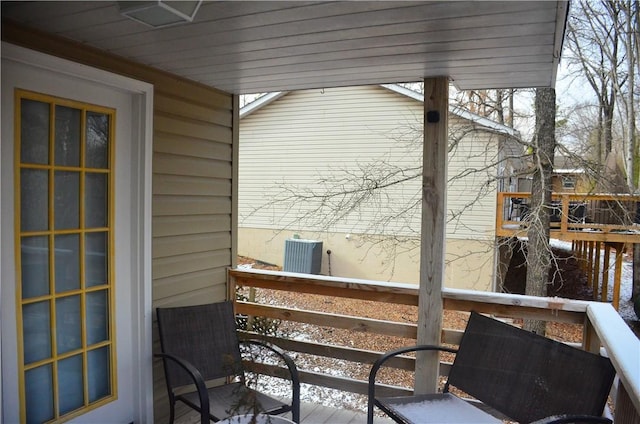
(367, 400, 374, 424)
(168, 400, 175, 424)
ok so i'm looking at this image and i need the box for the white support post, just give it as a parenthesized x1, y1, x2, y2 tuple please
(415, 77, 448, 394)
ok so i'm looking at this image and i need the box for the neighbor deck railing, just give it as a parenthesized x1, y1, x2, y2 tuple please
(496, 192, 640, 243)
(228, 268, 640, 423)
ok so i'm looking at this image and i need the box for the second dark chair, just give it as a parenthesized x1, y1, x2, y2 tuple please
(156, 301, 300, 423)
(368, 311, 616, 424)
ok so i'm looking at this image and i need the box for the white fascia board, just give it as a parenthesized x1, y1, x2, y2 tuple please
(381, 83, 521, 139)
(240, 92, 287, 118)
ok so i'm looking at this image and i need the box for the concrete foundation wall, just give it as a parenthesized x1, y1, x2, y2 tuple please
(239, 227, 495, 291)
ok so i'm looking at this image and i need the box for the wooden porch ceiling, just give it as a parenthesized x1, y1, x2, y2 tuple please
(1, 1, 568, 94)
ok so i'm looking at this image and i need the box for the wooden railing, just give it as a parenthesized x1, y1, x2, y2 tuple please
(228, 268, 640, 423)
(496, 192, 640, 243)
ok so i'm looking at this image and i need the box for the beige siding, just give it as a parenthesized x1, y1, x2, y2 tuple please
(240, 86, 499, 239)
(447, 115, 501, 239)
(240, 87, 422, 235)
(2, 29, 236, 422)
(239, 85, 502, 287)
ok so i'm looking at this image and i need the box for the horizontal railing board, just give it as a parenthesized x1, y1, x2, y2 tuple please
(233, 269, 418, 306)
(231, 268, 591, 313)
(236, 302, 417, 339)
(239, 332, 417, 371)
(239, 331, 462, 365)
(244, 362, 413, 398)
(443, 298, 585, 324)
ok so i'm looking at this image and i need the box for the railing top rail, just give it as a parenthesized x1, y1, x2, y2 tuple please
(587, 303, 640, 413)
(230, 268, 418, 292)
(230, 268, 591, 313)
(499, 192, 640, 201)
(443, 287, 591, 313)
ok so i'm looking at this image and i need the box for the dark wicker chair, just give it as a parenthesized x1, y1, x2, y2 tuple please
(368, 311, 616, 424)
(156, 301, 300, 423)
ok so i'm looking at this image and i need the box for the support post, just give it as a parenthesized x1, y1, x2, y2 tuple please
(594, 241, 601, 300)
(415, 77, 448, 394)
(613, 243, 623, 310)
(603, 244, 611, 302)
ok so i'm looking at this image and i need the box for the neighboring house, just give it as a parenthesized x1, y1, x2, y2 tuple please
(238, 85, 521, 291)
(552, 168, 591, 193)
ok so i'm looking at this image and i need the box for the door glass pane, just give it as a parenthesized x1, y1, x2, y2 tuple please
(21, 236, 50, 299)
(88, 346, 111, 402)
(54, 171, 79, 229)
(54, 234, 80, 293)
(18, 93, 116, 422)
(86, 112, 109, 169)
(86, 232, 107, 287)
(86, 290, 108, 345)
(85, 173, 108, 228)
(21, 99, 50, 165)
(21, 169, 48, 232)
(55, 105, 80, 167)
(23, 301, 51, 364)
(56, 295, 81, 354)
(25, 364, 54, 424)
(58, 354, 84, 415)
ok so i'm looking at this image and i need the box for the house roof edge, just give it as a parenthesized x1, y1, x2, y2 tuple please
(381, 84, 521, 139)
(240, 92, 288, 118)
(240, 85, 522, 140)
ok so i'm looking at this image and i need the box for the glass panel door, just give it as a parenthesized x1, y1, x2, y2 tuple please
(16, 90, 115, 423)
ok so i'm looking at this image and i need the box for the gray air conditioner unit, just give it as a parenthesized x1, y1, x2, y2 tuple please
(283, 239, 323, 274)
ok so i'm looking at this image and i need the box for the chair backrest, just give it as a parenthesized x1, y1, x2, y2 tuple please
(448, 312, 616, 423)
(157, 301, 244, 387)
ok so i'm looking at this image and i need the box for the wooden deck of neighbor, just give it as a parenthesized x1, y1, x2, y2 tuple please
(174, 402, 395, 424)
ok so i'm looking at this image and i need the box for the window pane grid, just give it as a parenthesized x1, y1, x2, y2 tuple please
(16, 90, 115, 422)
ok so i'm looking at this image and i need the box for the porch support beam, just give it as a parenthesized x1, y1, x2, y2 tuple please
(415, 77, 448, 394)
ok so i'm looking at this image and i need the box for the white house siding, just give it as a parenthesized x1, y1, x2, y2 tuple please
(239, 85, 507, 290)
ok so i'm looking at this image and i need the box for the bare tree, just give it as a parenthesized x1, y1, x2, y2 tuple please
(564, 1, 622, 165)
(452, 89, 523, 127)
(241, 105, 523, 281)
(523, 88, 556, 335)
(563, 0, 639, 300)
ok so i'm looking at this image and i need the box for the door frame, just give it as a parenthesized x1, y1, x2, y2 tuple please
(0, 42, 154, 422)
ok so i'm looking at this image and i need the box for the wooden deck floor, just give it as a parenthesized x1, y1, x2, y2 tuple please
(174, 402, 395, 424)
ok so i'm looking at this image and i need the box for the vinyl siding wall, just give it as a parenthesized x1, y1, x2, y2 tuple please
(239, 85, 504, 287)
(240, 87, 422, 236)
(2, 27, 236, 422)
(240, 86, 501, 239)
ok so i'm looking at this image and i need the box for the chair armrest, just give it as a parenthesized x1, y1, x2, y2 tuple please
(367, 345, 458, 424)
(239, 339, 301, 423)
(154, 353, 210, 424)
(531, 415, 612, 424)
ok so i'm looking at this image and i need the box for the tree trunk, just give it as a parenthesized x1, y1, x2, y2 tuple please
(604, 94, 615, 156)
(625, 1, 636, 192)
(524, 88, 555, 336)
